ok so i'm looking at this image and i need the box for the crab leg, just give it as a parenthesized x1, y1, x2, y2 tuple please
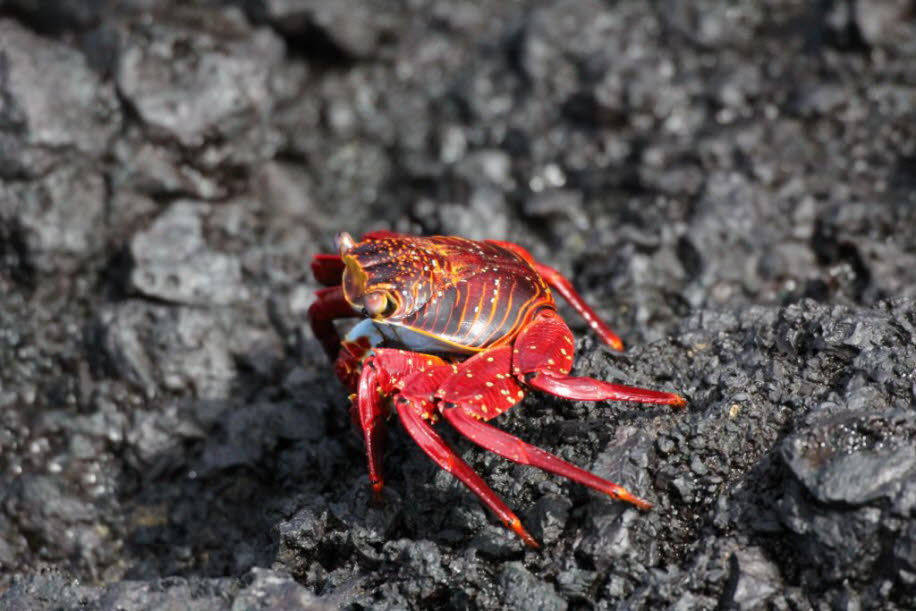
(311, 254, 346, 286)
(532, 262, 625, 352)
(526, 374, 686, 405)
(307, 286, 359, 360)
(351, 349, 451, 499)
(486, 239, 625, 351)
(394, 400, 540, 548)
(514, 310, 687, 407)
(356, 363, 388, 500)
(442, 408, 651, 508)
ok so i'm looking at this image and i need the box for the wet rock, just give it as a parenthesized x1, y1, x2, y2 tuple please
(128, 201, 248, 306)
(722, 547, 783, 610)
(523, 189, 588, 231)
(199, 400, 323, 474)
(0, 19, 119, 178)
(383, 540, 448, 600)
(854, 0, 916, 51)
(93, 300, 237, 399)
(528, 494, 572, 546)
(111, 141, 231, 201)
(0, 571, 93, 611)
(782, 411, 916, 506)
(232, 567, 326, 610)
(276, 501, 330, 563)
(4, 475, 98, 562)
(3, 1, 916, 609)
(115, 11, 284, 164)
(518, 0, 618, 99)
(0, 164, 106, 274)
(779, 409, 916, 593)
(500, 562, 567, 611)
(0, 567, 329, 610)
(253, 0, 398, 60)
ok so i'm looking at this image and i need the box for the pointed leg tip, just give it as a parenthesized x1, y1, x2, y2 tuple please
(611, 487, 654, 510)
(509, 518, 541, 549)
(632, 497, 654, 510)
(671, 394, 688, 409)
(371, 480, 385, 505)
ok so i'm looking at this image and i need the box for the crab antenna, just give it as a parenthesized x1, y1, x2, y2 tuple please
(336, 232, 356, 255)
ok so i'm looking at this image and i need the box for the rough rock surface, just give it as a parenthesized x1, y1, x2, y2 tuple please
(1, 1, 914, 609)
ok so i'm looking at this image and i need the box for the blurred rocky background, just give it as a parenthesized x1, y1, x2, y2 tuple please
(1, 0, 915, 609)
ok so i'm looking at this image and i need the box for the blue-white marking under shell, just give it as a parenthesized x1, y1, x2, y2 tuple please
(344, 318, 477, 355)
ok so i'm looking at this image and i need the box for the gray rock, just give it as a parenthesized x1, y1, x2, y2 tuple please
(782, 410, 916, 506)
(94, 300, 237, 399)
(254, 0, 398, 59)
(778, 409, 916, 591)
(116, 13, 284, 163)
(3, 1, 916, 609)
(4, 475, 99, 563)
(500, 562, 568, 611)
(0, 19, 119, 177)
(129, 201, 248, 306)
(723, 547, 783, 610)
(0, 164, 106, 273)
(231, 567, 327, 610)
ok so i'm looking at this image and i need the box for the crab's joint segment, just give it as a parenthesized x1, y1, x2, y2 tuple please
(443, 407, 654, 511)
(394, 399, 537, 548)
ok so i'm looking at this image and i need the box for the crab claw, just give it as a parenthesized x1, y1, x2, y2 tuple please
(336, 231, 357, 255)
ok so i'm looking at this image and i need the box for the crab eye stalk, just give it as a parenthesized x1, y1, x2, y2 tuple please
(363, 292, 397, 318)
(336, 232, 356, 255)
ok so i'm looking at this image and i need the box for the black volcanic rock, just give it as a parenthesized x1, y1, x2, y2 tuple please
(1, 1, 915, 609)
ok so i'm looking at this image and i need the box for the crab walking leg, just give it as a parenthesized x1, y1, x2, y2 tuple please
(527, 374, 687, 406)
(394, 400, 540, 548)
(356, 363, 388, 500)
(513, 309, 687, 408)
(442, 408, 652, 509)
(311, 254, 346, 286)
(350, 349, 451, 498)
(308, 286, 360, 360)
(533, 262, 625, 352)
(484, 239, 625, 352)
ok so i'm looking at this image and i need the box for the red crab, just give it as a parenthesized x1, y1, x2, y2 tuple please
(309, 231, 686, 547)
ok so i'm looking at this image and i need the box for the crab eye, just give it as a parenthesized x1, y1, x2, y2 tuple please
(363, 292, 397, 318)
